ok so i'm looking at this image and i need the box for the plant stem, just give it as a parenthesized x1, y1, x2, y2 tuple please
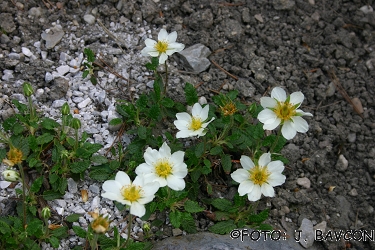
(270, 127, 282, 153)
(120, 212, 132, 249)
(163, 61, 168, 95)
(18, 163, 27, 228)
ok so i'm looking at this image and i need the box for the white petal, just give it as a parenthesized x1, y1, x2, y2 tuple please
(158, 29, 168, 40)
(260, 183, 275, 197)
(281, 121, 297, 140)
(101, 192, 123, 202)
(258, 109, 277, 124)
(144, 147, 159, 166)
(102, 180, 122, 195)
(167, 175, 185, 191)
(159, 142, 171, 158)
(247, 185, 262, 201)
(132, 175, 145, 186)
(142, 182, 160, 196)
(130, 202, 146, 217)
(170, 151, 185, 165)
(176, 130, 192, 138)
(159, 53, 168, 64)
(201, 117, 214, 128)
(238, 180, 254, 196)
(271, 87, 286, 102)
(258, 153, 271, 167)
(144, 38, 157, 47)
(267, 161, 284, 173)
(153, 176, 167, 187)
(199, 105, 209, 121)
(115, 171, 131, 185)
(167, 42, 185, 53)
(263, 118, 281, 130)
(174, 120, 190, 131)
(268, 173, 286, 186)
(240, 155, 255, 170)
(167, 31, 177, 43)
(135, 163, 152, 176)
(260, 97, 277, 108)
(290, 91, 304, 106)
(231, 169, 250, 183)
(138, 195, 155, 205)
(291, 116, 309, 133)
(191, 103, 203, 117)
(296, 109, 313, 117)
(176, 112, 192, 122)
(172, 166, 188, 178)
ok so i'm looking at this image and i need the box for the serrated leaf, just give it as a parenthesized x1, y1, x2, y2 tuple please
(211, 198, 233, 212)
(210, 146, 222, 155)
(169, 210, 182, 228)
(43, 190, 62, 200)
(84, 48, 96, 62)
(248, 209, 269, 223)
(51, 226, 69, 238)
(221, 154, 232, 174)
(184, 200, 204, 213)
(26, 219, 43, 237)
(73, 225, 87, 238)
(70, 160, 90, 173)
(0, 219, 11, 234)
(184, 82, 198, 105)
(13, 123, 25, 135)
(59, 177, 68, 193)
(148, 105, 161, 120)
(195, 142, 205, 157)
(91, 155, 108, 164)
(190, 168, 201, 182)
(180, 212, 197, 233)
(41, 117, 60, 130)
(160, 97, 174, 108)
(256, 223, 274, 231)
(66, 214, 81, 222)
(76, 143, 102, 159)
(36, 133, 54, 145)
(136, 94, 148, 110)
(208, 220, 237, 234)
(30, 176, 43, 193)
(137, 126, 147, 140)
(145, 57, 159, 71)
(49, 236, 60, 248)
(82, 70, 89, 79)
(109, 118, 123, 126)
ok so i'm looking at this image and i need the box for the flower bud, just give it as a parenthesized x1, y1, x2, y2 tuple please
(89, 212, 110, 234)
(61, 103, 70, 115)
(71, 118, 81, 129)
(23, 82, 34, 97)
(41, 207, 51, 219)
(143, 222, 151, 232)
(3, 147, 23, 166)
(2, 170, 20, 182)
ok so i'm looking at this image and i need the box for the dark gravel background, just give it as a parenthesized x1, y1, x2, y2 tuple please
(1, 0, 375, 249)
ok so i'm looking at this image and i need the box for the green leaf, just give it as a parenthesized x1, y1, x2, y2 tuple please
(137, 126, 147, 140)
(13, 123, 25, 135)
(43, 190, 62, 200)
(145, 57, 159, 71)
(26, 219, 43, 237)
(248, 209, 269, 223)
(161, 97, 174, 108)
(41, 117, 60, 130)
(70, 160, 90, 173)
(36, 133, 54, 145)
(180, 213, 197, 233)
(109, 117, 123, 126)
(208, 220, 237, 234)
(84, 48, 95, 62)
(0, 219, 11, 234)
(211, 198, 233, 212)
(30, 176, 43, 193)
(0, 148, 6, 162)
(82, 70, 89, 79)
(28, 206, 37, 216)
(91, 155, 108, 164)
(221, 154, 232, 174)
(2, 116, 17, 131)
(90, 76, 98, 85)
(49, 236, 60, 248)
(210, 146, 222, 155)
(148, 105, 161, 120)
(76, 143, 102, 158)
(184, 200, 204, 213)
(136, 94, 148, 111)
(184, 82, 198, 105)
(256, 223, 274, 231)
(66, 214, 81, 222)
(51, 226, 69, 238)
(73, 225, 87, 238)
(169, 210, 182, 228)
(59, 177, 68, 193)
(195, 142, 205, 157)
(190, 168, 201, 182)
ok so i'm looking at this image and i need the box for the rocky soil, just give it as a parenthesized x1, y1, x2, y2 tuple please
(1, 0, 375, 249)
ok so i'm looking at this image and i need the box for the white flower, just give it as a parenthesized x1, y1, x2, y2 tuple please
(174, 103, 215, 138)
(101, 171, 159, 217)
(231, 153, 286, 201)
(2, 170, 20, 182)
(135, 142, 187, 191)
(141, 29, 185, 64)
(257, 87, 313, 140)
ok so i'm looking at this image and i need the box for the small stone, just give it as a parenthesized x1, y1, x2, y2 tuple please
(326, 82, 335, 97)
(297, 177, 311, 189)
(22, 47, 33, 57)
(28, 7, 43, 17)
(360, 5, 373, 14)
(89, 184, 100, 194)
(83, 14, 96, 25)
(172, 228, 182, 236)
(254, 14, 264, 23)
(71, 205, 85, 214)
(336, 154, 348, 172)
(348, 188, 358, 196)
(297, 218, 314, 248)
(198, 96, 207, 105)
(78, 98, 92, 109)
(41, 25, 65, 49)
(313, 221, 327, 233)
(347, 133, 356, 143)
(67, 178, 78, 193)
(55, 199, 67, 208)
(56, 207, 64, 215)
(273, 0, 295, 10)
(91, 196, 100, 210)
(177, 44, 211, 73)
(351, 97, 364, 114)
(56, 65, 70, 76)
(52, 100, 66, 108)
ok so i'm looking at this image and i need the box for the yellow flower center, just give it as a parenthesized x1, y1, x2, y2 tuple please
(155, 159, 173, 178)
(121, 185, 142, 202)
(154, 40, 169, 53)
(220, 102, 237, 116)
(249, 165, 270, 185)
(7, 148, 23, 165)
(274, 101, 296, 121)
(190, 117, 203, 131)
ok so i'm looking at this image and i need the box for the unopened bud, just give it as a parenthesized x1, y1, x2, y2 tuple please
(61, 103, 70, 115)
(23, 82, 34, 97)
(41, 207, 51, 219)
(89, 212, 110, 234)
(2, 170, 20, 182)
(71, 118, 81, 129)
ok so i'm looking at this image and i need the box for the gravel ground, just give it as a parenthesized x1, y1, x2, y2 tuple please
(1, 0, 375, 249)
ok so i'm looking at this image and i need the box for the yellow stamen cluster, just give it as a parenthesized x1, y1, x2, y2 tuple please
(3, 147, 23, 166)
(220, 102, 237, 116)
(155, 159, 173, 178)
(190, 117, 203, 131)
(121, 185, 142, 202)
(249, 165, 270, 185)
(89, 212, 110, 234)
(274, 101, 296, 121)
(154, 40, 169, 53)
